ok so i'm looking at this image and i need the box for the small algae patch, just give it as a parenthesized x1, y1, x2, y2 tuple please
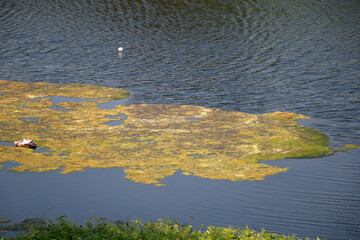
(0, 80, 341, 185)
(0, 218, 10, 224)
(335, 144, 360, 152)
(343, 144, 360, 149)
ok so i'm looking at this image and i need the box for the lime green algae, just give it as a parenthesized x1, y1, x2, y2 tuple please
(0, 80, 337, 186)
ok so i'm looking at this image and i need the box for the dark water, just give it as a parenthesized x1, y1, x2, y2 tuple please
(0, 0, 359, 239)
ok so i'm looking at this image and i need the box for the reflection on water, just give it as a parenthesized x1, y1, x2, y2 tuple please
(1, 0, 359, 239)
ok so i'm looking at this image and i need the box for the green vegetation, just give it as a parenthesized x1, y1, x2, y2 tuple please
(336, 144, 360, 152)
(2, 217, 320, 240)
(0, 80, 354, 186)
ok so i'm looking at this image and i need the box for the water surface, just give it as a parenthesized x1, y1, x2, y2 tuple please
(1, 0, 359, 239)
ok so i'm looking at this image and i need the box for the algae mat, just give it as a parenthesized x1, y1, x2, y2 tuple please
(0, 80, 334, 185)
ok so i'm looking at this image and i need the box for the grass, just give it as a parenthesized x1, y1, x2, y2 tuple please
(2, 217, 323, 240)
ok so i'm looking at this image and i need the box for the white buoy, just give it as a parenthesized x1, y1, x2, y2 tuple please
(118, 47, 123, 52)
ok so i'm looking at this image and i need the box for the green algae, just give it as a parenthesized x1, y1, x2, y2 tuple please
(0, 218, 10, 224)
(336, 144, 360, 152)
(0, 80, 339, 185)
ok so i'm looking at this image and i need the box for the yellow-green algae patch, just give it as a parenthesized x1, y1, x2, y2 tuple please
(0, 80, 337, 186)
(336, 144, 360, 152)
(0, 218, 10, 224)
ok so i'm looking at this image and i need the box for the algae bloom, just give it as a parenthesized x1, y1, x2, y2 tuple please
(0, 80, 337, 185)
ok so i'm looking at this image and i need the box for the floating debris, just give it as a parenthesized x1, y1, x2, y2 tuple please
(14, 139, 37, 149)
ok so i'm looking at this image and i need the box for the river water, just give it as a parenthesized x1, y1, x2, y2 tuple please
(0, 0, 359, 239)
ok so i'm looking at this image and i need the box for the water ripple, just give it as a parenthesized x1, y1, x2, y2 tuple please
(1, 1, 360, 239)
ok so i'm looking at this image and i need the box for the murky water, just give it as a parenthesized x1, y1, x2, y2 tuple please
(1, 0, 359, 239)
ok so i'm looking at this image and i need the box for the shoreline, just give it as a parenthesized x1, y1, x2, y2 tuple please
(1, 217, 321, 240)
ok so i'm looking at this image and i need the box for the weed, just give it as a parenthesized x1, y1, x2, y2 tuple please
(3, 217, 324, 240)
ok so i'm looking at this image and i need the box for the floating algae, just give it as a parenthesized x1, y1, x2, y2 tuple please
(0, 80, 341, 186)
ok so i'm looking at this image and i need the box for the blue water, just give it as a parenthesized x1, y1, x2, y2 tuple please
(1, 0, 359, 239)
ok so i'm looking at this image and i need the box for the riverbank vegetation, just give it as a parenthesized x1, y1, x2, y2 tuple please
(2, 217, 321, 240)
